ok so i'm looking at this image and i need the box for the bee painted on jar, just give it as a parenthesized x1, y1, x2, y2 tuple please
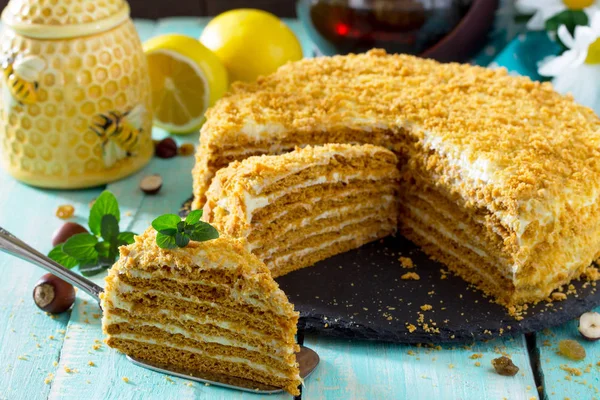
(90, 104, 147, 168)
(1, 53, 46, 109)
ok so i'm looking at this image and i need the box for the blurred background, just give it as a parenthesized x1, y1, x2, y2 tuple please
(0, 0, 299, 17)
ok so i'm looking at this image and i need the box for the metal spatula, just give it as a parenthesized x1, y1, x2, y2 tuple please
(0, 227, 320, 394)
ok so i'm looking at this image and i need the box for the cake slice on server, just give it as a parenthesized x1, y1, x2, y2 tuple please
(100, 228, 302, 395)
(202, 143, 401, 277)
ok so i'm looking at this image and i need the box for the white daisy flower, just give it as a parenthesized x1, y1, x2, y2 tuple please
(516, 0, 600, 30)
(538, 11, 600, 114)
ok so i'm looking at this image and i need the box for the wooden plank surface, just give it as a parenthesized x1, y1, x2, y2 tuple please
(0, 15, 594, 400)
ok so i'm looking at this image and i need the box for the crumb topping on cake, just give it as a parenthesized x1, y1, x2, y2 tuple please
(200, 49, 600, 211)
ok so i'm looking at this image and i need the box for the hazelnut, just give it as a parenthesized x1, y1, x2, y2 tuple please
(154, 138, 178, 159)
(140, 174, 163, 195)
(52, 222, 88, 247)
(33, 273, 75, 313)
(578, 311, 600, 341)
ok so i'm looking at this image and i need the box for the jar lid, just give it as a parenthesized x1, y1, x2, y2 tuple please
(1, 0, 130, 39)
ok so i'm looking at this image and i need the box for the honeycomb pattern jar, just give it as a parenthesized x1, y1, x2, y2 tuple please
(0, 0, 153, 188)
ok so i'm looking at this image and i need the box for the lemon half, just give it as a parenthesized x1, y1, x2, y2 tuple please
(144, 34, 228, 134)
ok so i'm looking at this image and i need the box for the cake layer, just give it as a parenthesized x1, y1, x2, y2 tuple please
(269, 225, 395, 277)
(108, 337, 300, 394)
(104, 278, 296, 337)
(105, 323, 295, 373)
(105, 310, 293, 358)
(203, 144, 400, 275)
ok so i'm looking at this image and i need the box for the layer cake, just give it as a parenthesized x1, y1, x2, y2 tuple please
(192, 49, 600, 306)
(100, 228, 302, 394)
(203, 143, 401, 277)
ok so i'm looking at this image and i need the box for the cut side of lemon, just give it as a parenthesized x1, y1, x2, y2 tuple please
(144, 35, 228, 134)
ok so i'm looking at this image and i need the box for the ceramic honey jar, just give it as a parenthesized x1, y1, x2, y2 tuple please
(0, 0, 153, 188)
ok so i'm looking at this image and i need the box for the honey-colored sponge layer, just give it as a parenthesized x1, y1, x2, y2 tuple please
(203, 144, 401, 275)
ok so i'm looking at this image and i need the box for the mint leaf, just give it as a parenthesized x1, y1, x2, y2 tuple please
(188, 222, 219, 242)
(152, 214, 181, 235)
(545, 10, 587, 38)
(117, 231, 136, 245)
(156, 232, 177, 249)
(100, 214, 119, 242)
(89, 191, 120, 235)
(63, 233, 98, 261)
(175, 232, 190, 248)
(79, 261, 106, 277)
(94, 241, 111, 258)
(185, 209, 203, 225)
(48, 245, 78, 269)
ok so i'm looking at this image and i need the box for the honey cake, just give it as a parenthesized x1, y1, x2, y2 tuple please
(203, 143, 400, 277)
(100, 228, 301, 395)
(192, 49, 600, 306)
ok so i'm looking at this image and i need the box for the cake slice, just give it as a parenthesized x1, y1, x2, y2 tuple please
(203, 143, 401, 277)
(100, 228, 301, 395)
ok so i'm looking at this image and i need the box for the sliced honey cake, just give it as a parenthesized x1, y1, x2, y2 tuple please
(202, 144, 401, 277)
(192, 49, 600, 306)
(100, 228, 301, 395)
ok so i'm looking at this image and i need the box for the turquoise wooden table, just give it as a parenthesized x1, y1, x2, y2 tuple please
(1, 17, 599, 400)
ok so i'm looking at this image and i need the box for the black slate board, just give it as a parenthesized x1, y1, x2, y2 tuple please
(181, 196, 600, 344)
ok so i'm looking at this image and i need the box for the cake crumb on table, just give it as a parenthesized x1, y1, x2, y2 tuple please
(406, 324, 417, 333)
(420, 304, 432, 311)
(399, 256, 414, 269)
(44, 373, 54, 384)
(551, 292, 567, 301)
(401, 272, 420, 280)
(122, 377, 130, 383)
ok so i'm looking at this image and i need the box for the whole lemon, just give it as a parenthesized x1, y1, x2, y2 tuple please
(200, 9, 303, 83)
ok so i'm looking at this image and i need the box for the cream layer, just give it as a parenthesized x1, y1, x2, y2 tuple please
(105, 314, 289, 359)
(251, 208, 396, 255)
(104, 279, 290, 317)
(217, 171, 396, 224)
(267, 230, 387, 267)
(109, 333, 291, 379)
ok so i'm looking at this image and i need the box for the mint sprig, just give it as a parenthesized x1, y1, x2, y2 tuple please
(48, 190, 136, 276)
(152, 210, 219, 249)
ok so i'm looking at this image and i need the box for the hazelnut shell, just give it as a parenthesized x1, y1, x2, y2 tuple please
(33, 273, 75, 314)
(52, 222, 88, 247)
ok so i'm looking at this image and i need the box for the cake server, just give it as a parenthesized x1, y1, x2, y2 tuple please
(0, 226, 319, 394)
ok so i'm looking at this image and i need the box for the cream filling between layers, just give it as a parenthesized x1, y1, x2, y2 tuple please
(108, 333, 292, 379)
(403, 221, 512, 294)
(105, 279, 291, 317)
(268, 229, 390, 267)
(263, 185, 395, 222)
(217, 171, 396, 224)
(249, 199, 396, 253)
(104, 314, 289, 359)
(405, 203, 513, 280)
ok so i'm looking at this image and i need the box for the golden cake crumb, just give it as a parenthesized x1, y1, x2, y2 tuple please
(401, 272, 420, 281)
(470, 353, 483, 359)
(551, 292, 567, 301)
(122, 377, 129, 383)
(407, 324, 417, 333)
(44, 373, 54, 384)
(88, 361, 95, 366)
(399, 256, 414, 269)
(420, 304, 432, 311)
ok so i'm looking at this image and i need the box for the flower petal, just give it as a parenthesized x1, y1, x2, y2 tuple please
(538, 51, 579, 76)
(558, 25, 576, 49)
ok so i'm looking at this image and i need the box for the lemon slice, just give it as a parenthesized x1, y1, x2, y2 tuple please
(144, 34, 228, 134)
